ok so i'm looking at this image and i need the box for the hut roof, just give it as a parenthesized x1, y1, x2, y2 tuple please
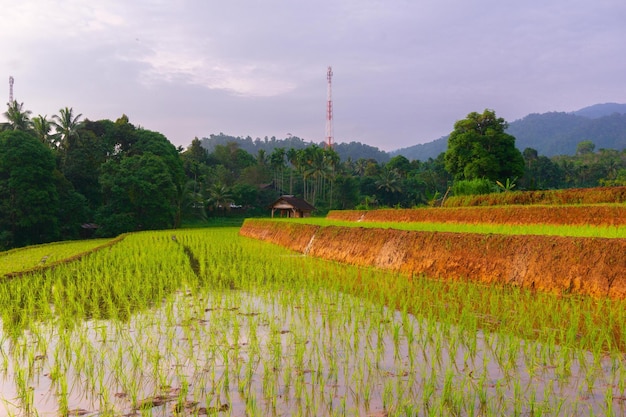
(269, 195, 315, 211)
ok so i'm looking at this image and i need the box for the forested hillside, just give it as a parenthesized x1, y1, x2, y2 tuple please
(507, 112, 626, 156)
(201, 133, 390, 163)
(393, 103, 626, 160)
(2, 101, 625, 251)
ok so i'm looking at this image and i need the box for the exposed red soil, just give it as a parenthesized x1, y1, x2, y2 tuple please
(240, 219, 626, 300)
(327, 205, 626, 226)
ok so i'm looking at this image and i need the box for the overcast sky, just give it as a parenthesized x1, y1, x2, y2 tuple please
(2, 0, 625, 151)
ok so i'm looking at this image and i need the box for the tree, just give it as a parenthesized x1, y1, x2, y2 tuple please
(0, 131, 59, 249)
(52, 107, 83, 150)
(97, 153, 177, 236)
(32, 115, 58, 148)
(375, 167, 403, 206)
(299, 145, 332, 206)
(576, 140, 595, 156)
(2, 101, 32, 132)
(269, 147, 286, 192)
(286, 147, 299, 194)
(519, 147, 563, 190)
(206, 182, 234, 215)
(444, 109, 525, 182)
(174, 179, 207, 226)
(386, 155, 411, 177)
(333, 174, 360, 209)
(62, 120, 116, 210)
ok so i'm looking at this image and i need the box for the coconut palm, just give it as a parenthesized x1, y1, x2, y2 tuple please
(301, 146, 331, 205)
(375, 167, 402, 194)
(174, 179, 207, 227)
(206, 182, 234, 215)
(286, 147, 299, 194)
(32, 115, 58, 148)
(3, 101, 32, 131)
(270, 147, 286, 192)
(52, 107, 83, 150)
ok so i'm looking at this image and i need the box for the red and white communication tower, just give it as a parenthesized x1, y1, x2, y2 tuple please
(9, 76, 14, 103)
(325, 66, 333, 147)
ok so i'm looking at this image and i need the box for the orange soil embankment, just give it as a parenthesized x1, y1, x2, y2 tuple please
(327, 205, 626, 226)
(240, 219, 626, 300)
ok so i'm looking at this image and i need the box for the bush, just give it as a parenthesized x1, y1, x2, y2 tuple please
(451, 178, 495, 196)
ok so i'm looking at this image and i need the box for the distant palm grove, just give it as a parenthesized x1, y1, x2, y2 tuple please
(1, 102, 625, 250)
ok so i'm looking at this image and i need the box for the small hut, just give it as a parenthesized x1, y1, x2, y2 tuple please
(269, 195, 315, 218)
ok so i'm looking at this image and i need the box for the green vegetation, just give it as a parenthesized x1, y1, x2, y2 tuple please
(444, 109, 525, 182)
(270, 217, 626, 238)
(0, 238, 116, 276)
(3, 100, 625, 253)
(0, 229, 624, 416)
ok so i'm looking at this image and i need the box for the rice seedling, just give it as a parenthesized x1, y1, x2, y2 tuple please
(0, 227, 623, 415)
(0, 238, 117, 276)
(274, 216, 626, 239)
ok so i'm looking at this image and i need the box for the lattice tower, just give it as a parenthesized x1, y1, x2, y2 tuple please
(325, 66, 333, 147)
(8, 76, 14, 103)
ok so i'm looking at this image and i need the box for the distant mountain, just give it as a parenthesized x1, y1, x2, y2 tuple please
(507, 109, 626, 156)
(392, 103, 626, 160)
(572, 102, 626, 119)
(200, 104, 626, 163)
(389, 136, 448, 162)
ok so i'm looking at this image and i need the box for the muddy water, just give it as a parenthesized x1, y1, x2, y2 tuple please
(1, 288, 625, 416)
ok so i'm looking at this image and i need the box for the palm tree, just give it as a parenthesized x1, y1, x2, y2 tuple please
(301, 146, 331, 205)
(286, 147, 299, 194)
(3, 101, 32, 131)
(174, 179, 207, 227)
(375, 167, 403, 206)
(270, 147, 286, 193)
(206, 182, 234, 215)
(32, 115, 57, 148)
(52, 107, 83, 150)
(354, 158, 369, 177)
(256, 149, 268, 166)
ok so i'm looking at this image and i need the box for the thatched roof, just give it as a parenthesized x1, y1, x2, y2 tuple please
(269, 195, 315, 211)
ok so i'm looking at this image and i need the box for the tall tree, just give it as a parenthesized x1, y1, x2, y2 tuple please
(206, 182, 234, 215)
(97, 153, 177, 236)
(3, 101, 32, 132)
(32, 115, 57, 148)
(269, 147, 286, 193)
(375, 167, 403, 206)
(444, 109, 524, 182)
(52, 107, 83, 150)
(0, 130, 59, 249)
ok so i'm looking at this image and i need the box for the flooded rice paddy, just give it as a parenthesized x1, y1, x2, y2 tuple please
(0, 229, 625, 416)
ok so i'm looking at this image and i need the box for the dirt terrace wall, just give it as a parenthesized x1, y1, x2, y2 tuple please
(327, 205, 626, 226)
(240, 219, 626, 300)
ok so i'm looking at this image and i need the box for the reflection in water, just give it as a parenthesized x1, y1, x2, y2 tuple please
(1, 287, 625, 416)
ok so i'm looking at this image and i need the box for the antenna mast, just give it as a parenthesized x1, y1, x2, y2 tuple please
(8, 76, 14, 103)
(325, 66, 333, 147)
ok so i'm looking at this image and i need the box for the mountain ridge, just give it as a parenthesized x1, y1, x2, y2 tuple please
(391, 103, 626, 160)
(200, 103, 626, 163)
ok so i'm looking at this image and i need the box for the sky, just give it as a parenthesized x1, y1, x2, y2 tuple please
(1, 0, 625, 152)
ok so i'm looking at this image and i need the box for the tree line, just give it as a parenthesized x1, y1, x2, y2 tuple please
(1, 104, 625, 250)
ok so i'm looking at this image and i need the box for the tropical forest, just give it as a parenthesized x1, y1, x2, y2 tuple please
(1, 102, 625, 251)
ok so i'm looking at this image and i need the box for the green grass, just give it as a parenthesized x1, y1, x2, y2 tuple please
(0, 238, 115, 276)
(270, 217, 626, 238)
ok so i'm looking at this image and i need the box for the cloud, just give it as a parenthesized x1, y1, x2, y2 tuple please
(131, 47, 297, 97)
(2, 0, 626, 152)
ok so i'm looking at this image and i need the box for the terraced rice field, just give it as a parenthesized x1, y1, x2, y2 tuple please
(1, 200, 625, 416)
